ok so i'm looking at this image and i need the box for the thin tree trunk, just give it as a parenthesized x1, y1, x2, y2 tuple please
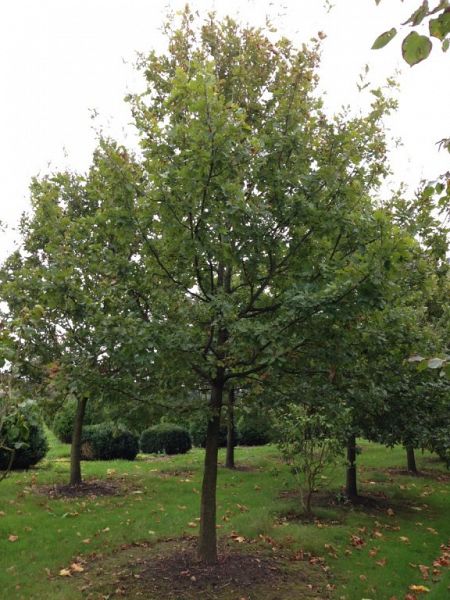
(198, 381, 223, 564)
(346, 434, 358, 499)
(406, 445, 418, 474)
(69, 396, 87, 486)
(225, 388, 236, 469)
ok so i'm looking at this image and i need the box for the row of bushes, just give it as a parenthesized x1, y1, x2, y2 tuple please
(52, 401, 273, 459)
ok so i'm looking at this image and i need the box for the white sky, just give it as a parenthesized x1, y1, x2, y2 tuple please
(0, 0, 449, 259)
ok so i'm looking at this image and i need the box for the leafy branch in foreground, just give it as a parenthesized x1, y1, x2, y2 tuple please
(372, 1, 450, 66)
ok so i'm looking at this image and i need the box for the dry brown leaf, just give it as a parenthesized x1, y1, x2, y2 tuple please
(408, 584, 430, 593)
(59, 568, 72, 577)
(418, 564, 429, 580)
(70, 563, 84, 573)
(8, 535, 18, 542)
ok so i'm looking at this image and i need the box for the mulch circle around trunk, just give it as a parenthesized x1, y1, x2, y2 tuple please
(34, 478, 124, 499)
(70, 536, 332, 599)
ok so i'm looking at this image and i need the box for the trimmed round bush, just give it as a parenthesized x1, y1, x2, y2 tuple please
(238, 412, 272, 446)
(81, 423, 138, 461)
(111, 429, 140, 461)
(140, 424, 192, 455)
(0, 405, 48, 470)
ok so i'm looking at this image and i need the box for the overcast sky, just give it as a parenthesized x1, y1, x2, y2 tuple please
(1, 0, 449, 259)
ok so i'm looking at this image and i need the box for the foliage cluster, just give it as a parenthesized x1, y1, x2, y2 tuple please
(0, 400, 48, 471)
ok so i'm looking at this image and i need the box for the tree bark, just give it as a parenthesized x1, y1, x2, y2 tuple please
(198, 381, 223, 563)
(345, 434, 358, 499)
(225, 388, 236, 469)
(406, 445, 418, 474)
(69, 396, 87, 486)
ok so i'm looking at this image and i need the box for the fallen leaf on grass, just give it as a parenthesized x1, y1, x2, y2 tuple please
(418, 565, 429, 580)
(350, 535, 365, 547)
(8, 535, 18, 542)
(408, 584, 430, 593)
(372, 530, 383, 539)
(70, 563, 84, 573)
(426, 527, 437, 535)
(399, 536, 410, 544)
(82, 538, 91, 544)
(59, 568, 72, 577)
(359, 574, 367, 581)
(386, 508, 395, 516)
(376, 558, 387, 567)
(187, 522, 198, 528)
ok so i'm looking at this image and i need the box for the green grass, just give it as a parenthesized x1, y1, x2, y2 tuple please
(0, 434, 449, 599)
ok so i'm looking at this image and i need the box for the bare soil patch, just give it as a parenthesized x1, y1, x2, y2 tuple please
(157, 469, 195, 479)
(68, 536, 332, 599)
(385, 468, 450, 482)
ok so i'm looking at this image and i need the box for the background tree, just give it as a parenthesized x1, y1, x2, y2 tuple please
(0, 143, 161, 486)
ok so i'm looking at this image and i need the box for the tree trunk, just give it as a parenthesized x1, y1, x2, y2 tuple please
(69, 396, 87, 486)
(305, 490, 313, 517)
(346, 434, 358, 499)
(198, 382, 223, 564)
(225, 388, 236, 469)
(406, 445, 418, 474)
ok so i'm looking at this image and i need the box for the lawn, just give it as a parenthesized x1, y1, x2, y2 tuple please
(0, 433, 449, 599)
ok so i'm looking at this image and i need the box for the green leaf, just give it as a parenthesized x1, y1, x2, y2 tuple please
(402, 1, 429, 27)
(443, 38, 450, 51)
(372, 28, 397, 49)
(429, 12, 450, 39)
(402, 31, 433, 66)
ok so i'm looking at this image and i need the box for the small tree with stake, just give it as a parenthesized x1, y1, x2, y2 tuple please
(273, 403, 348, 516)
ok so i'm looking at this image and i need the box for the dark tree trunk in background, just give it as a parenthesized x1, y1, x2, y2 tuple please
(346, 434, 358, 499)
(406, 445, 418, 474)
(225, 388, 236, 469)
(69, 396, 87, 486)
(198, 381, 223, 564)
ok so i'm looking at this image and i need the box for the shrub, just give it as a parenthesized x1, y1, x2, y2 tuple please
(81, 423, 139, 461)
(189, 419, 229, 448)
(428, 427, 450, 469)
(237, 411, 272, 446)
(112, 429, 140, 461)
(52, 399, 97, 443)
(0, 402, 48, 470)
(140, 423, 192, 455)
